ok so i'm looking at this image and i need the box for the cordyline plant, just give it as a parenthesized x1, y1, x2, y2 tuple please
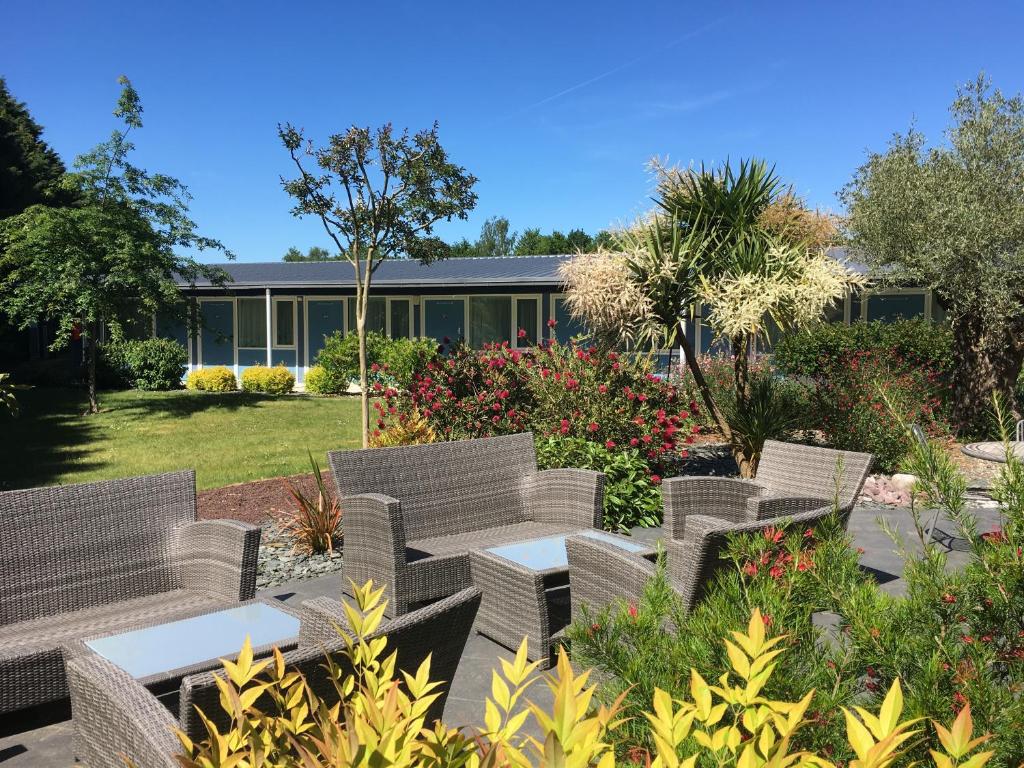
(278, 122, 477, 446)
(165, 586, 993, 768)
(280, 451, 342, 554)
(560, 159, 862, 476)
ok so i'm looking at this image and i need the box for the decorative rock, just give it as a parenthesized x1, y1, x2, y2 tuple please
(256, 521, 344, 589)
(890, 474, 918, 493)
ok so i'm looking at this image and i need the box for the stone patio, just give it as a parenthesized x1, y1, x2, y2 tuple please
(0, 502, 1002, 766)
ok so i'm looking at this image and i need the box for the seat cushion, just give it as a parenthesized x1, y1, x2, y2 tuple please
(0, 589, 225, 714)
(406, 521, 582, 560)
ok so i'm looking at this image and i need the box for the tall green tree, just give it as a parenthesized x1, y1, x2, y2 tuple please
(475, 216, 517, 257)
(279, 121, 477, 446)
(0, 77, 230, 413)
(0, 77, 71, 219)
(842, 74, 1024, 431)
(283, 245, 333, 261)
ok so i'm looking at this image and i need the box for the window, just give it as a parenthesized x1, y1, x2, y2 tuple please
(553, 297, 587, 344)
(390, 299, 411, 339)
(515, 298, 538, 345)
(469, 296, 512, 347)
(347, 297, 387, 335)
(237, 298, 266, 348)
(866, 293, 925, 323)
(823, 297, 845, 324)
(274, 300, 295, 347)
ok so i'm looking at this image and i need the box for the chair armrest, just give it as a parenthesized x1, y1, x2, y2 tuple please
(174, 519, 261, 601)
(525, 468, 604, 528)
(566, 535, 656, 623)
(65, 652, 182, 768)
(747, 494, 831, 521)
(662, 476, 765, 539)
(342, 493, 407, 608)
(299, 596, 354, 648)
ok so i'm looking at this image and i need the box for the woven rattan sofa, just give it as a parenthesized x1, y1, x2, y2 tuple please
(65, 587, 482, 768)
(567, 441, 873, 619)
(328, 432, 604, 615)
(0, 470, 260, 715)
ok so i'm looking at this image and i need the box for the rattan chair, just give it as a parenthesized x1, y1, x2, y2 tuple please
(328, 432, 604, 615)
(65, 587, 482, 768)
(567, 502, 841, 620)
(662, 440, 873, 541)
(0, 470, 260, 716)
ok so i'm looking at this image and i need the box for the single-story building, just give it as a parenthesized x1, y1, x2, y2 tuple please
(162, 251, 943, 386)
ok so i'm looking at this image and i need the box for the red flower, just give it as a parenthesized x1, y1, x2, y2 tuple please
(629, 437, 639, 447)
(763, 526, 784, 544)
(598, 384, 608, 394)
(587, 422, 599, 432)
(370, 362, 380, 373)
(517, 328, 527, 339)
(559, 419, 570, 435)
(650, 474, 662, 485)
(605, 439, 616, 450)
(546, 318, 557, 328)
(761, 613, 773, 627)
(743, 562, 758, 577)
(628, 603, 638, 620)
(769, 565, 784, 579)
(942, 593, 956, 604)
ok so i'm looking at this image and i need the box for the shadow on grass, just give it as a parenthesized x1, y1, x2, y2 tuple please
(102, 389, 288, 419)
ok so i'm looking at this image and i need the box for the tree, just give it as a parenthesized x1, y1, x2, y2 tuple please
(0, 77, 71, 219)
(283, 245, 333, 261)
(475, 216, 517, 257)
(515, 228, 546, 255)
(565, 228, 594, 252)
(842, 74, 1024, 431)
(279, 121, 477, 446)
(0, 77, 230, 413)
(561, 159, 859, 476)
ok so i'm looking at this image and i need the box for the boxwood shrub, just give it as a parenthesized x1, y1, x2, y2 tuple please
(99, 338, 188, 390)
(240, 365, 295, 394)
(185, 366, 237, 392)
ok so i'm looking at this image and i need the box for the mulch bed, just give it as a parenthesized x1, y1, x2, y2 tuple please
(198, 471, 327, 524)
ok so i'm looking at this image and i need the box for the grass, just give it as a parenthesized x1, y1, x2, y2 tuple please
(0, 387, 363, 491)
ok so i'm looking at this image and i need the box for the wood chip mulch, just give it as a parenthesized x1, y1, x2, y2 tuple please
(197, 471, 328, 525)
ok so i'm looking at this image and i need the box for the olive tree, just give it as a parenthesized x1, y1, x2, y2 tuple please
(842, 74, 1024, 431)
(279, 123, 477, 446)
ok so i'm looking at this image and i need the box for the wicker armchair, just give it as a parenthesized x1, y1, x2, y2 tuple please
(328, 433, 604, 615)
(567, 502, 840, 619)
(0, 471, 260, 715)
(662, 441, 873, 540)
(65, 587, 482, 768)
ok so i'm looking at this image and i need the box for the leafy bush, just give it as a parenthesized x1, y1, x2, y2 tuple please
(173, 580, 994, 768)
(376, 339, 699, 476)
(536, 435, 661, 530)
(280, 452, 341, 554)
(240, 364, 295, 394)
(303, 364, 330, 394)
(315, 331, 435, 393)
(369, 408, 437, 448)
(185, 366, 237, 392)
(773, 319, 952, 378)
(0, 373, 18, 417)
(100, 338, 187, 390)
(814, 349, 948, 472)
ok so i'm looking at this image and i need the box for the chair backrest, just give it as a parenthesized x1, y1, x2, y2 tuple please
(179, 587, 482, 740)
(0, 471, 196, 626)
(328, 433, 537, 541)
(755, 441, 873, 510)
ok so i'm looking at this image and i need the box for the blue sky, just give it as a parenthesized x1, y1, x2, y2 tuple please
(4, 1, 1023, 262)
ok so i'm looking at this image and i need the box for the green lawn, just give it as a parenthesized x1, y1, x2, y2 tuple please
(0, 388, 362, 491)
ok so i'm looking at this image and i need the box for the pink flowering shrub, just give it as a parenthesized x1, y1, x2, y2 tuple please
(373, 337, 699, 476)
(813, 348, 949, 472)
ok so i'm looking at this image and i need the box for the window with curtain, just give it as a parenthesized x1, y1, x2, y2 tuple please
(275, 301, 294, 346)
(515, 298, 538, 345)
(469, 296, 511, 347)
(237, 298, 266, 348)
(390, 300, 411, 339)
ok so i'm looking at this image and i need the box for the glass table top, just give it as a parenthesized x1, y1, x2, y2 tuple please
(486, 530, 649, 571)
(85, 603, 301, 680)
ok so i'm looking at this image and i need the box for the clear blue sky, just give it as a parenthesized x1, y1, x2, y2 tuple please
(4, 1, 1023, 262)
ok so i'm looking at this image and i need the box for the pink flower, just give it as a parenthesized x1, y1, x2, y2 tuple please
(598, 384, 608, 394)
(370, 362, 380, 372)
(629, 437, 639, 447)
(605, 439, 616, 449)
(650, 474, 661, 485)
(587, 422, 599, 432)
(517, 328, 527, 339)
(559, 419, 570, 435)
(546, 318, 557, 328)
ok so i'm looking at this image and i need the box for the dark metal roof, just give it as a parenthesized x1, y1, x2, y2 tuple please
(179, 255, 575, 289)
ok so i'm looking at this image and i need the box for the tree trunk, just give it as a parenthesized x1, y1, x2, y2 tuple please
(86, 322, 99, 414)
(676, 321, 750, 472)
(949, 313, 1024, 435)
(730, 333, 755, 478)
(355, 253, 374, 449)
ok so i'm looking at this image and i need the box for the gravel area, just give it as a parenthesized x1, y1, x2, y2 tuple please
(256, 520, 344, 590)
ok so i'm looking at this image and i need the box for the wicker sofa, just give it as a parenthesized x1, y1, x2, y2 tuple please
(65, 587, 482, 768)
(0, 470, 260, 715)
(328, 432, 604, 615)
(567, 441, 874, 619)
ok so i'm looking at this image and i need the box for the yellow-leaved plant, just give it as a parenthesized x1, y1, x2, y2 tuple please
(165, 593, 995, 768)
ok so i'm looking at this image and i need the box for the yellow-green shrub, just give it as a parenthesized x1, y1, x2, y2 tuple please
(184, 366, 237, 392)
(240, 364, 295, 394)
(369, 408, 437, 447)
(303, 364, 330, 394)
(173, 590, 995, 768)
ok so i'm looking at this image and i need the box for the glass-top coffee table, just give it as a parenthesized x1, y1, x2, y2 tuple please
(469, 530, 656, 667)
(76, 600, 301, 693)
